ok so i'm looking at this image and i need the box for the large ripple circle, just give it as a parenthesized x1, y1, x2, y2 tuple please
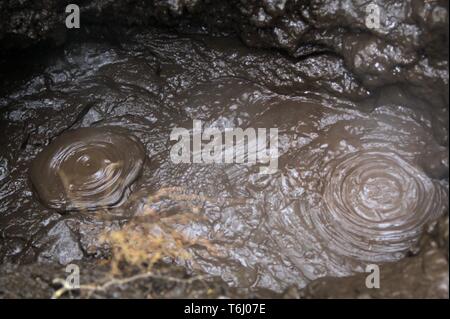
(315, 150, 445, 262)
(30, 127, 145, 211)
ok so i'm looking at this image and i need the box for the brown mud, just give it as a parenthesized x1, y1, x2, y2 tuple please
(30, 126, 145, 211)
(0, 1, 449, 299)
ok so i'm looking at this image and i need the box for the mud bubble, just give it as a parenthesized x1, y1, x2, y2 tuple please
(30, 127, 145, 211)
(319, 150, 446, 262)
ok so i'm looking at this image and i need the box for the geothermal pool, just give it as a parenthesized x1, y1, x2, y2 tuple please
(0, 28, 447, 294)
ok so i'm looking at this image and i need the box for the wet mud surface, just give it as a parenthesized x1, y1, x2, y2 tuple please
(30, 126, 145, 211)
(0, 24, 448, 298)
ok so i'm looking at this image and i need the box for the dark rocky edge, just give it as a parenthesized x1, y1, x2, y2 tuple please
(1, 1, 448, 94)
(1, 1, 448, 147)
(0, 261, 274, 298)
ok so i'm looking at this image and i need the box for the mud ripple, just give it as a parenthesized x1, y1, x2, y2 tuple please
(316, 150, 447, 262)
(30, 127, 145, 211)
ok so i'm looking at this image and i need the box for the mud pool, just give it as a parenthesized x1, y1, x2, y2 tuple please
(0, 25, 448, 296)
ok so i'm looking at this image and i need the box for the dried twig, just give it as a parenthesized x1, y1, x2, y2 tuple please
(51, 271, 207, 299)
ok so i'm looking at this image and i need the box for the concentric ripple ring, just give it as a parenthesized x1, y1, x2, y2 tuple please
(314, 150, 447, 262)
(30, 127, 145, 211)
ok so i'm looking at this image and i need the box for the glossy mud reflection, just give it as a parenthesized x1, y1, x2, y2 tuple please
(30, 127, 145, 211)
(320, 150, 444, 261)
(0, 29, 448, 292)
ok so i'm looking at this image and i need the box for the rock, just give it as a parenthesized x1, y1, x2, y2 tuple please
(35, 219, 84, 265)
(1, 1, 448, 97)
